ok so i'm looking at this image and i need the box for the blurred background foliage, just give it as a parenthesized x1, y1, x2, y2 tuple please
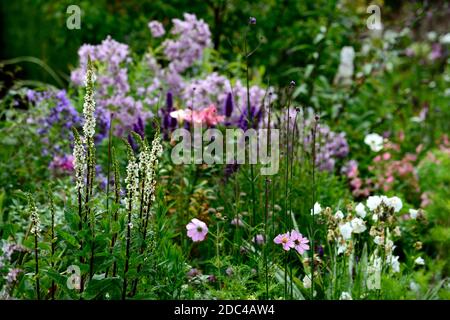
(1, 0, 447, 89)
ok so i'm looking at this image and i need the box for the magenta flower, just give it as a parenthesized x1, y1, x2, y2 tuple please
(290, 230, 310, 254)
(274, 232, 294, 251)
(186, 218, 208, 242)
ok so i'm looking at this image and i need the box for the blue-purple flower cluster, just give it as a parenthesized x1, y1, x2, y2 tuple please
(28, 89, 80, 157)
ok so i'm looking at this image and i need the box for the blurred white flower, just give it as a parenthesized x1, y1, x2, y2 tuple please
(350, 217, 367, 234)
(414, 257, 425, 266)
(364, 133, 384, 152)
(339, 222, 353, 240)
(302, 274, 312, 289)
(386, 196, 403, 212)
(440, 33, 450, 44)
(339, 292, 352, 300)
(311, 202, 322, 215)
(334, 210, 344, 220)
(355, 203, 367, 218)
(374, 236, 383, 245)
(388, 255, 400, 273)
(409, 281, 420, 292)
(409, 209, 418, 219)
(334, 46, 355, 86)
(367, 195, 382, 211)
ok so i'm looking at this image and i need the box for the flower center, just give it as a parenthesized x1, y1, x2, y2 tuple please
(197, 227, 203, 232)
(281, 237, 289, 244)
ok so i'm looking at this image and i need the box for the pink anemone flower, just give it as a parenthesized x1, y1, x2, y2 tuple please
(186, 218, 208, 242)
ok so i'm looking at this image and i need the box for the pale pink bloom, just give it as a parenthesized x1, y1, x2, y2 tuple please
(170, 109, 191, 122)
(186, 218, 208, 242)
(200, 104, 225, 126)
(253, 234, 265, 245)
(231, 216, 244, 227)
(290, 230, 310, 254)
(274, 232, 294, 251)
(382, 152, 391, 161)
(170, 105, 225, 126)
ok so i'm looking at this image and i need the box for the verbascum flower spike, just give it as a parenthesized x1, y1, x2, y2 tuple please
(82, 56, 96, 140)
(124, 140, 139, 210)
(27, 194, 41, 237)
(145, 131, 163, 203)
(72, 128, 86, 190)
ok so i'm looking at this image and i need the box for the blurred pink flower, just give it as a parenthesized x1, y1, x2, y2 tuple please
(49, 154, 74, 173)
(170, 104, 225, 126)
(186, 218, 208, 242)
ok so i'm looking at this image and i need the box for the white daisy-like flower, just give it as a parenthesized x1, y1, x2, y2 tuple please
(364, 133, 384, 152)
(355, 203, 367, 218)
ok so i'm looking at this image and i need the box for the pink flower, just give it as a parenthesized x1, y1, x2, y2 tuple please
(186, 218, 208, 242)
(49, 154, 74, 173)
(274, 232, 294, 251)
(200, 104, 225, 126)
(170, 104, 225, 127)
(382, 152, 391, 161)
(290, 230, 310, 254)
(253, 234, 265, 245)
(231, 215, 244, 227)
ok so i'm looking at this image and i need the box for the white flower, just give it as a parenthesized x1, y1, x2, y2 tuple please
(409, 281, 420, 292)
(355, 203, 367, 218)
(372, 213, 379, 222)
(374, 236, 383, 245)
(409, 209, 418, 219)
(364, 133, 384, 152)
(339, 222, 353, 240)
(334, 210, 344, 220)
(334, 46, 355, 86)
(385, 196, 403, 212)
(337, 239, 347, 255)
(427, 31, 437, 41)
(367, 195, 382, 211)
(302, 274, 312, 289)
(339, 292, 352, 300)
(385, 239, 395, 252)
(440, 33, 450, 44)
(367, 254, 382, 290)
(388, 255, 400, 273)
(414, 257, 425, 266)
(350, 217, 367, 234)
(311, 202, 322, 215)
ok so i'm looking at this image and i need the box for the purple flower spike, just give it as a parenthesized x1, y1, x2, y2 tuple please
(224, 92, 234, 117)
